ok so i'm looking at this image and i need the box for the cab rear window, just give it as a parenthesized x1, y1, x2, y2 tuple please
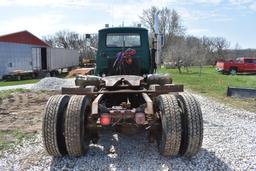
(245, 59, 253, 64)
(106, 33, 141, 47)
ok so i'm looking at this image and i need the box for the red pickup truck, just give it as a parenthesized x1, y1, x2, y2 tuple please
(216, 57, 256, 74)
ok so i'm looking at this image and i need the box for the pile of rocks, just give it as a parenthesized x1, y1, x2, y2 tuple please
(31, 77, 75, 91)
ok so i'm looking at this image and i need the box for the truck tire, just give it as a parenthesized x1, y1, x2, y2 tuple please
(154, 94, 181, 156)
(42, 95, 70, 156)
(176, 93, 203, 157)
(229, 68, 237, 75)
(65, 95, 90, 156)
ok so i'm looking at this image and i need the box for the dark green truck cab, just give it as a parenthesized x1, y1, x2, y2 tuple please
(95, 27, 153, 76)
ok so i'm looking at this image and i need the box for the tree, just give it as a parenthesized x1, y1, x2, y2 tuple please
(79, 33, 98, 59)
(54, 30, 81, 49)
(213, 37, 230, 60)
(140, 6, 185, 68)
(234, 42, 241, 58)
(163, 36, 186, 73)
(139, 6, 158, 33)
(42, 31, 98, 60)
(201, 36, 217, 65)
(42, 35, 55, 47)
(168, 10, 185, 38)
(140, 6, 185, 36)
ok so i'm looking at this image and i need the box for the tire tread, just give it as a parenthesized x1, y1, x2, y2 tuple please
(65, 95, 89, 156)
(156, 94, 181, 156)
(177, 93, 203, 157)
(42, 95, 69, 156)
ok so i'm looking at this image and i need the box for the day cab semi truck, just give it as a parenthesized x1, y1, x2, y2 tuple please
(42, 27, 203, 158)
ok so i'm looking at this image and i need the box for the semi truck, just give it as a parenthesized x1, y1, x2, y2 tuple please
(42, 26, 203, 158)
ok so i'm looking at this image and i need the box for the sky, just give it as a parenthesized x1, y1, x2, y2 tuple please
(0, 0, 256, 49)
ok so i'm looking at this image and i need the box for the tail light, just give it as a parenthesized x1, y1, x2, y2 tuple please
(100, 114, 111, 126)
(135, 113, 145, 125)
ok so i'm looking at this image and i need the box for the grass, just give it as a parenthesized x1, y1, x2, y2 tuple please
(159, 66, 256, 112)
(0, 130, 33, 151)
(0, 79, 39, 87)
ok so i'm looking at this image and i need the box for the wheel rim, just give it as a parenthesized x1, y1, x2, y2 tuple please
(230, 69, 236, 75)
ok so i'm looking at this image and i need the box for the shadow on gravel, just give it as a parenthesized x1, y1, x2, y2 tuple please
(50, 130, 232, 171)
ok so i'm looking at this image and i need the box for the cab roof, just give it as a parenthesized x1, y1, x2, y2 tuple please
(99, 27, 148, 33)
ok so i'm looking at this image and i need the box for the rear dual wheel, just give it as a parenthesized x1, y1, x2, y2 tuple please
(42, 95, 70, 156)
(177, 93, 203, 157)
(42, 95, 91, 157)
(65, 95, 91, 156)
(155, 94, 181, 156)
(155, 93, 203, 157)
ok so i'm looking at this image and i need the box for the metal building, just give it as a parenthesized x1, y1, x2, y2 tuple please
(0, 31, 79, 79)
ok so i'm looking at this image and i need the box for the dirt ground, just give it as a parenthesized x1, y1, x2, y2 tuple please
(0, 91, 56, 134)
(0, 92, 255, 170)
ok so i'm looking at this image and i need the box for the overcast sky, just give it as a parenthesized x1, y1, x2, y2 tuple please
(0, 0, 256, 49)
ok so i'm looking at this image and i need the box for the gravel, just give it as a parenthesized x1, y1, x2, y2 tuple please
(31, 77, 75, 91)
(0, 84, 35, 91)
(0, 77, 75, 91)
(0, 93, 256, 171)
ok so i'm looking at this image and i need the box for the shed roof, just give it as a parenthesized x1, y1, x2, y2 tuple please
(0, 30, 50, 47)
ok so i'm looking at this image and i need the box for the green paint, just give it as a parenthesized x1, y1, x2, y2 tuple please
(95, 27, 152, 75)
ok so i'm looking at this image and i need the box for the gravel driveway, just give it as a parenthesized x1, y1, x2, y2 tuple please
(0, 93, 255, 171)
